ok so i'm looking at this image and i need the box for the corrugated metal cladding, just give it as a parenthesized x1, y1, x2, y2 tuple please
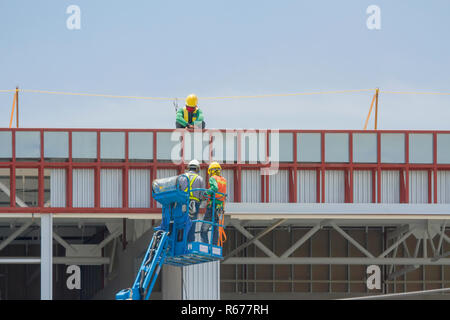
(381, 170, 400, 203)
(73, 169, 94, 207)
(182, 261, 220, 300)
(353, 170, 372, 203)
(100, 169, 122, 208)
(324, 170, 345, 203)
(221, 169, 234, 202)
(157, 169, 178, 179)
(128, 169, 150, 208)
(241, 169, 261, 203)
(409, 170, 428, 204)
(297, 170, 316, 203)
(437, 170, 450, 203)
(50, 169, 66, 207)
(269, 170, 289, 203)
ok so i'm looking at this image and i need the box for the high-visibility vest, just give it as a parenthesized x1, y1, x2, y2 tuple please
(184, 173, 200, 201)
(217, 210, 227, 247)
(183, 107, 198, 124)
(209, 175, 227, 202)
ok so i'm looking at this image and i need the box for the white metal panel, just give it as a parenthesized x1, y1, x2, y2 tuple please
(269, 170, 289, 203)
(409, 134, 433, 164)
(272, 132, 293, 162)
(325, 133, 349, 163)
(73, 169, 94, 208)
(437, 171, 450, 203)
(157, 169, 178, 179)
(409, 170, 428, 204)
(241, 131, 266, 163)
(182, 261, 220, 300)
(157, 132, 181, 162)
(241, 170, 261, 203)
(211, 132, 237, 163)
(381, 170, 400, 203)
(353, 170, 372, 203)
(50, 169, 66, 207)
(221, 169, 234, 202)
(381, 134, 405, 163)
(325, 170, 345, 203)
(297, 133, 321, 162)
(297, 170, 317, 203)
(0, 132, 12, 158)
(437, 134, 450, 164)
(183, 131, 209, 163)
(128, 169, 150, 208)
(100, 169, 122, 208)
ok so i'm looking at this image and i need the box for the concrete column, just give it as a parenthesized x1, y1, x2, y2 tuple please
(41, 214, 53, 300)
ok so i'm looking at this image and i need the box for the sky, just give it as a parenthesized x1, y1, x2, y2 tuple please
(0, 0, 450, 130)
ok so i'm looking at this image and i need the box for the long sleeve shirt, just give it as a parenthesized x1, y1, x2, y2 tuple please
(176, 107, 204, 127)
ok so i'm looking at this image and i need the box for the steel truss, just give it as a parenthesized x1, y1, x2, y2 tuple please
(223, 219, 450, 269)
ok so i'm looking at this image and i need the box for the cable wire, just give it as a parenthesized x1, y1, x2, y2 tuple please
(0, 88, 376, 100)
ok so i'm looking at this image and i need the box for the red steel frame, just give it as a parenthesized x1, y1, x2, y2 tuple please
(0, 128, 449, 214)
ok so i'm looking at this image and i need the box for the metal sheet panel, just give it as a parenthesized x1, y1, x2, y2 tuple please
(241, 170, 261, 203)
(297, 133, 321, 163)
(128, 169, 150, 208)
(100, 169, 122, 208)
(221, 169, 234, 202)
(381, 134, 405, 163)
(269, 170, 289, 203)
(50, 169, 66, 207)
(409, 170, 428, 204)
(437, 171, 450, 203)
(381, 170, 400, 203)
(325, 133, 349, 163)
(182, 261, 220, 300)
(325, 170, 345, 203)
(157, 132, 181, 162)
(73, 169, 94, 207)
(271, 132, 293, 162)
(183, 131, 210, 163)
(0, 131, 12, 158)
(297, 170, 316, 203)
(409, 134, 433, 164)
(157, 169, 178, 179)
(211, 132, 237, 163)
(437, 134, 450, 164)
(353, 170, 372, 203)
(241, 131, 266, 163)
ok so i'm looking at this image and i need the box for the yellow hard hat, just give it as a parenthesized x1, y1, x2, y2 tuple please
(185, 94, 198, 107)
(208, 162, 221, 175)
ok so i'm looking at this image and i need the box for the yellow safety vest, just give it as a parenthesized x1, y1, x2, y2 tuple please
(183, 107, 198, 123)
(184, 173, 200, 201)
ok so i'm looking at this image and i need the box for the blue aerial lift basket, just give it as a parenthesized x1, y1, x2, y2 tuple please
(116, 174, 226, 300)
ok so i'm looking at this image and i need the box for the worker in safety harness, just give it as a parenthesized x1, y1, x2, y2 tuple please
(200, 162, 227, 246)
(175, 94, 205, 129)
(181, 159, 205, 242)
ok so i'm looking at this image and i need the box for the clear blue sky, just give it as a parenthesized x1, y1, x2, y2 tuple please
(0, 0, 449, 129)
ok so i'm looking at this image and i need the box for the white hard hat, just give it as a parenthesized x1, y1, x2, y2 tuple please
(188, 159, 200, 172)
